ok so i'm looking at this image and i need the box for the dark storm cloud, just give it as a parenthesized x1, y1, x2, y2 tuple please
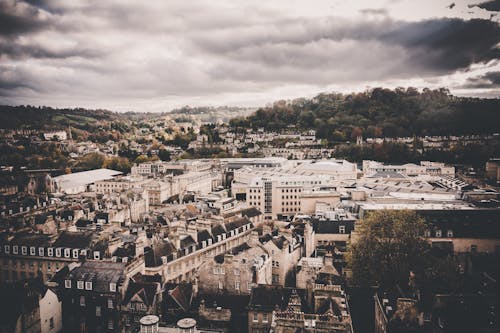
(470, 0, 500, 11)
(0, 0, 499, 110)
(461, 71, 500, 88)
(381, 18, 500, 71)
(0, 40, 103, 60)
(0, 1, 52, 36)
(195, 17, 500, 82)
(0, 65, 41, 95)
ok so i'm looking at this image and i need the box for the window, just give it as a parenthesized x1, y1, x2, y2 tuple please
(253, 312, 258, 322)
(424, 230, 431, 237)
(218, 281, 223, 289)
(234, 269, 240, 275)
(447, 230, 453, 238)
(235, 282, 240, 290)
(22, 246, 27, 255)
(435, 230, 442, 238)
(339, 225, 346, 234)
(109, 282, 116, 292)
(247, 282, 252, 290)
(13, 246, 18, 254)
(85, 281, 92, 290)
(220, 267, 225, 275)
(263, 313, 269, 323)
(107, 320, 114, 330)
(77, 281, 84, 289)
(64, 280, 71, 288)
(108, 298, 113, 309)
(80, 296, 85, 306)
(213, 267, 219, 275)
(471, 244, 477, 253)
(49, 317, 54, 329)
(96, 305, 101, 317)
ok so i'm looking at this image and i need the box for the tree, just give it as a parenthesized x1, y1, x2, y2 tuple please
(77, 152, 105, 170)
(102, 156, 131, 173)
(348, 210, 429, 287)
(158, 149, 171, 161)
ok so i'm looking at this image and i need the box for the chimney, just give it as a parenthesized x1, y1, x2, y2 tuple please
(249, 231, 259, 246)
(324, 253, 334, 268)
(140, 315, 159, 333)
(224, 253, 233, 264)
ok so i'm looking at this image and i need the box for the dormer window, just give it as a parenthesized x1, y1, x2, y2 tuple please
(85, 281, 92, 290)
(339, 226, 346, 234)
(435, 230, 442, 238)
(21, 246, 27, 255)
(77, 281, 84, 289)
(64, 280, 71, 288)
(12, 246, 18, 254)
(447, 230, 453, 238)
(30, 247, 35, 255)
(109, 283, 116, 292)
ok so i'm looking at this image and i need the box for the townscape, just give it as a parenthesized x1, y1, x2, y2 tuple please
(1, 1, 500, 333)
(1, 103, 499, 333)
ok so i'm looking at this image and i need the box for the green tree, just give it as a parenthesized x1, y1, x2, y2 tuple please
(103, 156, 131, 173)
(77, 152, 105, 170)
(348, 210, 428, 287)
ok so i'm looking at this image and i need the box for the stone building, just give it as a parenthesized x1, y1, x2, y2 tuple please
(58, 261, 142, 333)
(197, 239, 272, 295)
(259, 233, 302, 286)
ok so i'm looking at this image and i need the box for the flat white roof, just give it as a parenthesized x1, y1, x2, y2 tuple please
(54, 168, 122, 191)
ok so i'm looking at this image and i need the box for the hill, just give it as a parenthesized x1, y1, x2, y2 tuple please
(229, 88, 500, 140)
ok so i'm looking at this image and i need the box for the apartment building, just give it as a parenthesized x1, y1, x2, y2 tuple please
(143, 217, 255, 284)
(246, 175, 333, 220)
(0, 231, 110, 283)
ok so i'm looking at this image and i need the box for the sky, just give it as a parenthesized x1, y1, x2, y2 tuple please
(0, 0, 499, 112)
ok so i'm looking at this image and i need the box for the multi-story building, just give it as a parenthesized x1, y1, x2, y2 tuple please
(59, 260, 143, 333)
(259, 233, 302, 286)
(121, 275, 162, 332)
(248, 284, 352, 333)
(246, 176, 333, 220)
(142, 180, 171, 206)
(143, 217, 255, 284)
(363, 160, 455, 177)
(0, 231, 108, 283)
(197, 240, 272, 295)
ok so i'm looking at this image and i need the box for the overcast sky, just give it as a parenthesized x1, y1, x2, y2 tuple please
(1, 0, 499, 112)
